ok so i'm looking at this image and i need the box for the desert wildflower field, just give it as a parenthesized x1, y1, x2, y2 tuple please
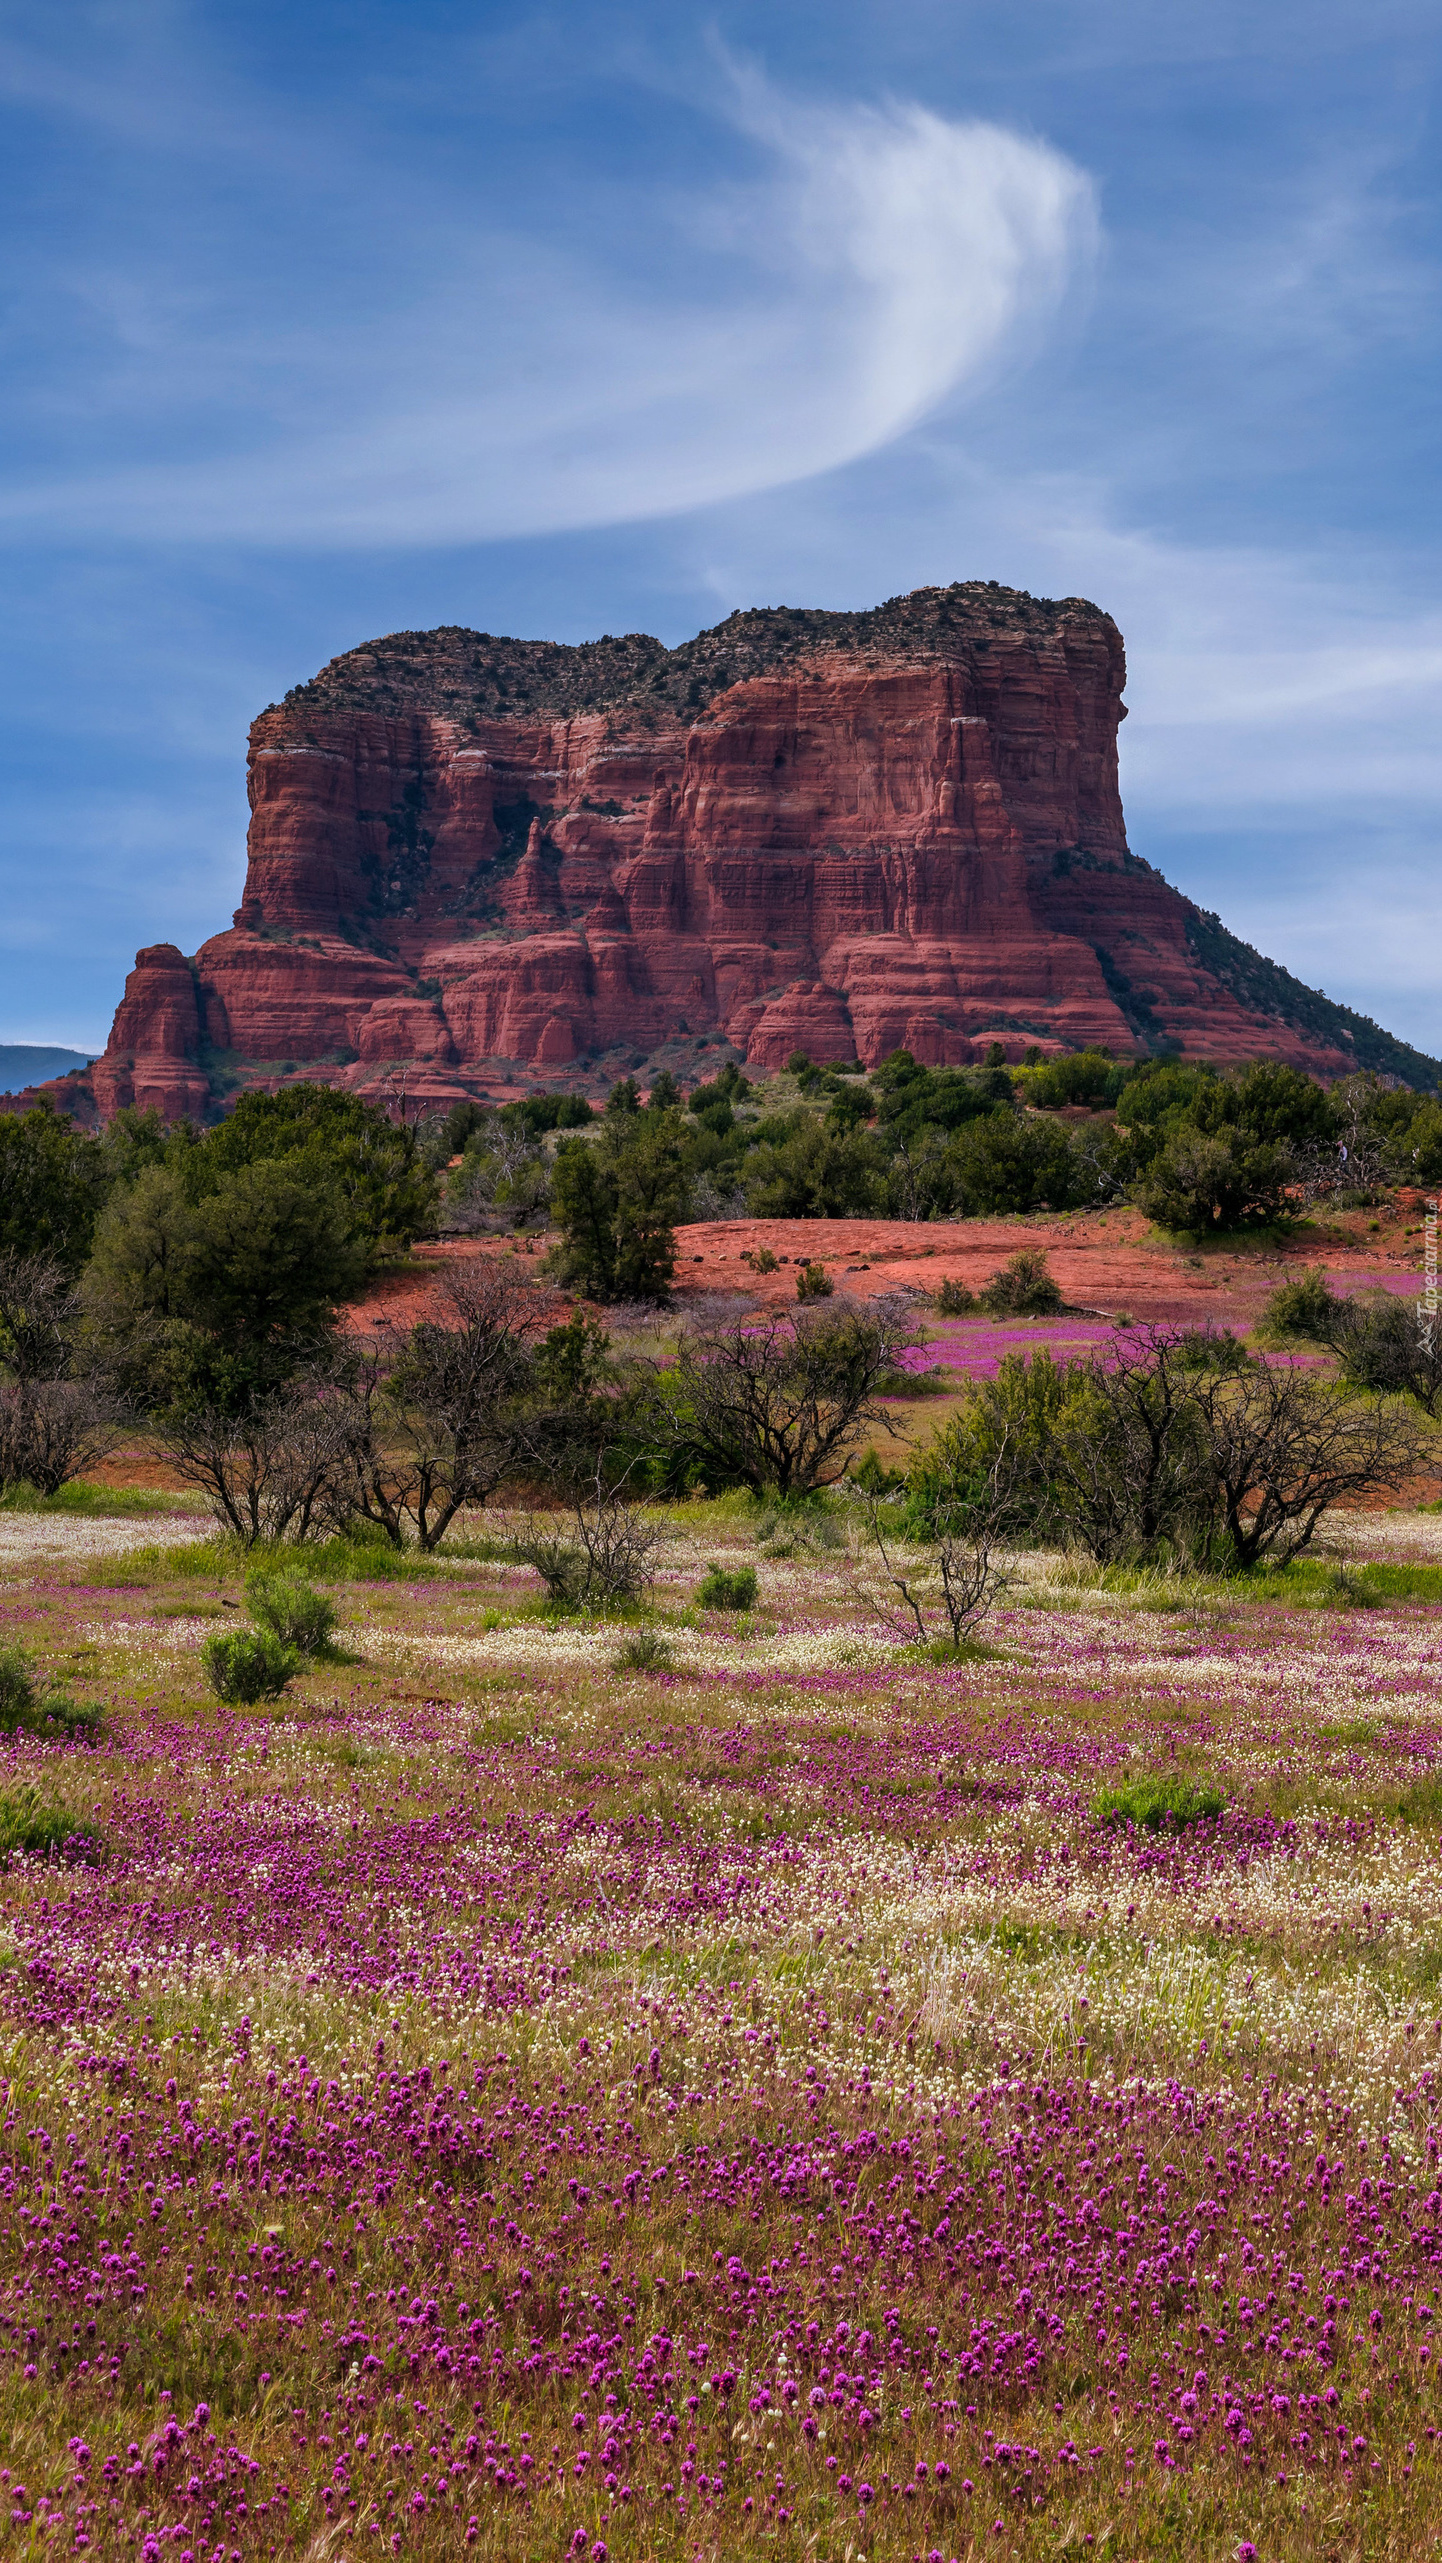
(3, 1493, 1442, 2563)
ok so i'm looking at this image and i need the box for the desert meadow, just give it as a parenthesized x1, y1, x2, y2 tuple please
(1, 1461, 1442, 2563)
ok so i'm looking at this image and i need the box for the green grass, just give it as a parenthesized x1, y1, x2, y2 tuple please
(875, 1365, 953, 1398)
(0, 1477, 188, 1518)
(76, 1529, 511, 1588)
(1239, 1556, 1442, 1606)
(1396, 1772, 1442, 1825)
(0, 1785, 97, 1863)
(1025, 1550, 1442, 1614)
(612, 1628, 677, 1672)
(1094, 1773, 1224, 1829)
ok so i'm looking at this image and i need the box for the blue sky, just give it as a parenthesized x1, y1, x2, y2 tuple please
(1, 0, 1439, 1055)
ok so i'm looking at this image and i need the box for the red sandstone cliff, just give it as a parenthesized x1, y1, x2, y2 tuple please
(88, 583, 1417, 1120)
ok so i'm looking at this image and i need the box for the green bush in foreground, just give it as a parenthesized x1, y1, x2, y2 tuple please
(697, 1563, 759, 1610)
(203, 1626, 299, 1705)
(244, 1568, 337, 1657)
(1094, 1773, 1224, 1829)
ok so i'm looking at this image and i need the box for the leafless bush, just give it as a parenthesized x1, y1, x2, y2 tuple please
(680, 1291, 759, 1328)
(0, 1252, 122, 1493)
(600, 1301, 670, 1338)
(658, 1295, 916, 1496)
(855, 1447, 1015, 1649)
(1044, 1327, 1218, 1566)
(0, 1251, 80, 1383)
(157, 1383, 352, 1545)
(443, 1129, 550, 1233)
(1188, 1359, 1433, 1566)
(328, 1260, 553, 1548)
(0, 1379, 123, 1497)
(1325, 1294, 1442, 1418)
(687, 1173, 748, 1222)
(511, 1459, 660, 1608)
(1039, 1324, 1434, 1570)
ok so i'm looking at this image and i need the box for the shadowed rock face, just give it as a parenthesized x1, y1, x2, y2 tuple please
(90, 582, 1376, 1119)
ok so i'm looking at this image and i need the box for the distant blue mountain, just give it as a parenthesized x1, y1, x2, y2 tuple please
(0, 1044, 96, 1095)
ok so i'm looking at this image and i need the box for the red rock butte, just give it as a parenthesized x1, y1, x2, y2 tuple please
(86, 582, 1436, 1122)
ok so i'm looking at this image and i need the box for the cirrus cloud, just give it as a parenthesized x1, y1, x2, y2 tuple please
(0, 78, 1094, 547)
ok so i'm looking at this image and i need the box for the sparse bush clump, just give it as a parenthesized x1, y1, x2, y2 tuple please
(697, 1564, 758, 1610)
(1329, 1294, 1442, 1417)
(979, 1249, 1062, 1316)
(1094, 1773, 1224, 1829)
(612, 1627, 676, 1672)
(203, 1626, 299, 1704)
(909, 1322, 1432, 1571)
(795, 1261, 834, 1302)
(934, 1276, 975, 1315)
(655, 1300, 915, 1498)
(511, 1475, 660, 1611)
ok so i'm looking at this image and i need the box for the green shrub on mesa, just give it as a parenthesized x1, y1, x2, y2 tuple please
(979, 1248, 1062, 1315)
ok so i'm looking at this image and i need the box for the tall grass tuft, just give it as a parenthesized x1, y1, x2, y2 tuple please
(1094, 1773, 1224, 1829)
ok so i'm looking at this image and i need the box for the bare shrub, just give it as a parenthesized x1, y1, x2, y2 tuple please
(0, 1377, 122, 1497)
(1327, 1294, 1442, 1418)
(0, 1251, 80, 1382)
(658, 1297, 915, 1497)
(1033, 1324, 1434, 1570)
(511, 1461, 660, 1609)
(330, 1260, 551, 1549)
(1187, 1359, 1433, 1567)
(1044, 1327, 1218, 1566)
(444, 1127, 550, 1234)
(0, 1251, 122, 1495)
(157, 1383, 350, 1546)
(855, 1447, 1015, 1650)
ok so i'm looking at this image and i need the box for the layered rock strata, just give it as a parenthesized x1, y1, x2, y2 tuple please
(88, 583, 1404, 1120)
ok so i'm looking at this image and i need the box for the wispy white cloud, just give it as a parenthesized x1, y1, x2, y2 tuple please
(0, 69, 1093, 544)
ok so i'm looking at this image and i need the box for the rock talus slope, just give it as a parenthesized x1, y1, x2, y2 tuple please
(88, 583, 1423, 1119)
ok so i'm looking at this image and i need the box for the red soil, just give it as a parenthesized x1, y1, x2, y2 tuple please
(85, 1206, 1431, 1491)
(340, 1204, 1430, 1333)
